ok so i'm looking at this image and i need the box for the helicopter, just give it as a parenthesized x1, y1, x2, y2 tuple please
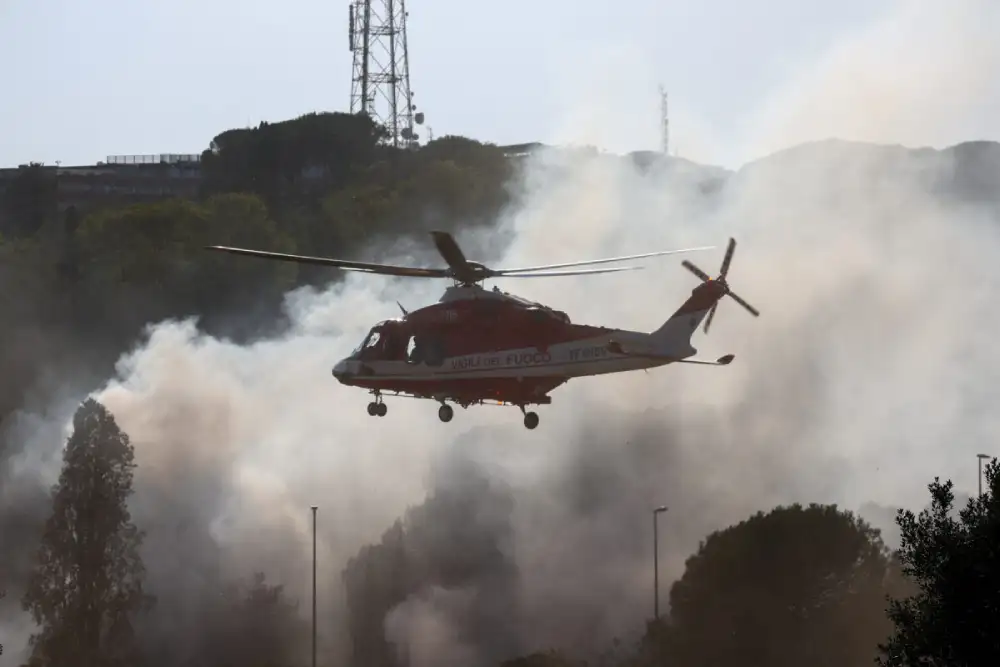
(206, 232, 759, 429)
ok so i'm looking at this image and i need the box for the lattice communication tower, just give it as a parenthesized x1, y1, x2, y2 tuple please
(659, 85, 670, 155)
(349, 0, 425, 148)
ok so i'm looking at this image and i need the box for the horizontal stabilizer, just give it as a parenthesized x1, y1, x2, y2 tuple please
(675, 354, 735, 366)
(605, 339, 730, 364)
(606, 339, 733, 366)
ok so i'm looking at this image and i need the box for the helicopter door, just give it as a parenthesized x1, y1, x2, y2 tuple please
(380, 322, 408, 361)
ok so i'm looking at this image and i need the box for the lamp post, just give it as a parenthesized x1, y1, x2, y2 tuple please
(653, 505, 668, 620)
(977, 454, 990, 498)
(311, 505, 318, 667)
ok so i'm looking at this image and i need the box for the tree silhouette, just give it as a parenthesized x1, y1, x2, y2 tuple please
(0, 162, 58, 238)
(195, 571, 308, 667)
(639, 503, 907, 667)
(21, 398, 153, 667)
(499, 649, 582, 667)
(878, 459, 1000, 666)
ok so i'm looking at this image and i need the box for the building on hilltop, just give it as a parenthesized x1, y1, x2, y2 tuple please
(0, 153, 204, 213)
(55, 153, 203, 210)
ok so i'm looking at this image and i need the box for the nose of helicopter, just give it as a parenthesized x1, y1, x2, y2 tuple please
(332, 359, 351, 384)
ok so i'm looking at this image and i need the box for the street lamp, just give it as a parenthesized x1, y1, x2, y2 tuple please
(977, 454, 990, 498)
(311, 506, 318, 667)
(653, 506, 668, 620)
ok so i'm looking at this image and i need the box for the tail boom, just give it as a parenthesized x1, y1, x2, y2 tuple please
(650, 281, 728, 353)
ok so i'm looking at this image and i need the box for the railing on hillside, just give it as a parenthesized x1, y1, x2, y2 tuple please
(104, 153, 202, 165)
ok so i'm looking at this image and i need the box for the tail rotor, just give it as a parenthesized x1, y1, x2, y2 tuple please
(681, 237, 759, 334)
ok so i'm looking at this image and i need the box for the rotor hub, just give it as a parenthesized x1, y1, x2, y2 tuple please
(702, 277, 729, 295)
(681, 237, 760, 334)
(449, 261, 491, 285)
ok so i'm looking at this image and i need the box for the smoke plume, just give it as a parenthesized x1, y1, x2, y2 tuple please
(3, 0, 1000, 664)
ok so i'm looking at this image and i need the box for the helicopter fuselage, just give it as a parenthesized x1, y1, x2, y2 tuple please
(331, 282, 721, 407)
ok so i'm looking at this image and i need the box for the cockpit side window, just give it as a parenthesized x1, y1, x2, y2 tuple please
(381, 325, 409, 361)
(405, 333, 446, 366)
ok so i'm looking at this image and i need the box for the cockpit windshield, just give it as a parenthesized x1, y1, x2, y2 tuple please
(350, 321, 408, 361)
(351, 327, 381, 355)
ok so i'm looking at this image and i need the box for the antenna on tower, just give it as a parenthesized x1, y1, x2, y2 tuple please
(348, 1, 425, 149)
(659, 85, 670, 156)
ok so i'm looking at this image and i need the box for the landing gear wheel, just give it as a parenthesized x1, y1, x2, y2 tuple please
(523, 411, 539, 430)
(438, 404, 454, 423)
(367, 402, 378, 416)
(376, 402, 387, 417)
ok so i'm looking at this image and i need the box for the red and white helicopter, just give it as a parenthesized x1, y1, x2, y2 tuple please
(206, 232, 759, 429)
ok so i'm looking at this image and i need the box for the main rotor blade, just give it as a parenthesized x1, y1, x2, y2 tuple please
(718, 238, 736, 279)
(681, 260, 712, 282)
(492, 266, 643, 278)
(429, 231, 470, 272)
(497, 245, 715, 275)
(728, 291, 760, 317)
(205, 246, 450, 278)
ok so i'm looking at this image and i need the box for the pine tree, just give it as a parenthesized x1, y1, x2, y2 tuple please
(21, 398, 153, 667)
(878, 460, 1000, 666)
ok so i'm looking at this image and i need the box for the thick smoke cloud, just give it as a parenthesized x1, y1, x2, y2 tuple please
(740, 0, 1000, 165)
(3, 0, 1000, 664)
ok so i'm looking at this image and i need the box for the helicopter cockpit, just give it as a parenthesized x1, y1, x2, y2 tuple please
(350, 320, 412, 363)
(347, 318, 448, 367)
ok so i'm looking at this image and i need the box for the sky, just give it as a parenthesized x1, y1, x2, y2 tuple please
(4, 0, 995, 169)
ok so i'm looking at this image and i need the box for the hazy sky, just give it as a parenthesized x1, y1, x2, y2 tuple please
(2, 0, 996, 169)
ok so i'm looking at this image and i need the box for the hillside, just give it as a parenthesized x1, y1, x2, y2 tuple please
(3, 122, 998, 447)
(731, 138, 1000, 205)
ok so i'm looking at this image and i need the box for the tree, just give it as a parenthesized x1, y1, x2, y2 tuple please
(199, 111, 386, 204)
(639, 503, 907, 667)
(499, 649, 582, 667)
(73, 194, 297, 337)
(21, 398, 153, 667)
(343, 466, 517, 667)
(0, 163, 58, 239)
(878, 460, 1000, 667)
(197, 571, 309, 667)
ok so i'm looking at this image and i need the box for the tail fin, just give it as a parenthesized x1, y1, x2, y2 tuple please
(650, 282, 726, 353)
